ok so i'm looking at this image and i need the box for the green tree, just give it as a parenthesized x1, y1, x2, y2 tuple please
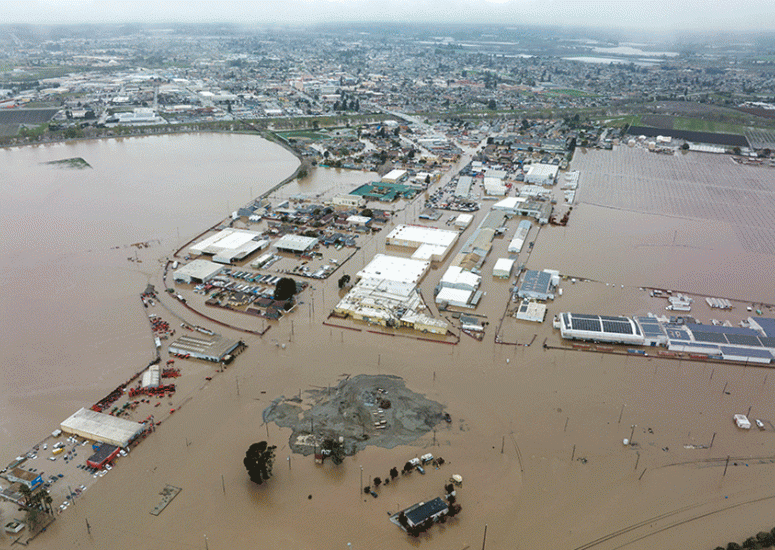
(244, 441, 277, 485)
(338, 274, 351, 289)
(321, 437, 347, 465)
(274, 277, 297, 302)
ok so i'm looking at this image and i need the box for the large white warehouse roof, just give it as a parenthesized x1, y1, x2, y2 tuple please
(357, 254, 430, 285)
(61, 408, 145, 448)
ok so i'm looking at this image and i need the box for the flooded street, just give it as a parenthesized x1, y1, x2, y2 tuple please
(2, 140, 774, 550)
(0, 133, 299, 463)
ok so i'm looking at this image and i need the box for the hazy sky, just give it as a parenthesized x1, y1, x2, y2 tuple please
(3, 0, 774, 32)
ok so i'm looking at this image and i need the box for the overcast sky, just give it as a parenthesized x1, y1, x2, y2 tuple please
(2, 0, 774, 32)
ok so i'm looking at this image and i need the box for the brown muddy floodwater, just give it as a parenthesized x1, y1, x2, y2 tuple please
(0, 133, 298, 463)
(1, 142, 774, 550)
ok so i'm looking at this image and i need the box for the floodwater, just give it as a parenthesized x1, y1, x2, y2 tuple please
(2, 139, 774, 550)
(0, 133, 299, 464)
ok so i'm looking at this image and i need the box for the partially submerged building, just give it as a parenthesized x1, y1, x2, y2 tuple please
(405, 497, 449, 528)
(274, 234, 319, 255)
(517, 269, 559, 301)
(335, 254, 447, 334)
(168, 333, 240, 363)
(525, 163, 558, 185)
(557, 313, 645, 345)
(386, 224, 459, 262)
(61, 408, 145, 448)
(189, 228, 268, 264)
(173, 259, 224, 285)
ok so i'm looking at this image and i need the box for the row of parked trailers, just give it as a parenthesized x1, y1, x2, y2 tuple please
(705, 297, 733, 309)
(226, 270, 282, 285)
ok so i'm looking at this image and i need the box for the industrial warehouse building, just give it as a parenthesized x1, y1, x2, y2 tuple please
(435, 286, 482, 309)
(386, 224, 459, 262)
(168, 333, 240, 363)
(516, 300, 547, 323)
(334, 278, 447, 334)
(454, 176, 474, 198)
(274, 234, 319, 254)
(87, 444, 120, 469)
(439, 265, 481, 291)
(189, 228, 268, 264)
(508, 220, 532, 253)
(381, 169, 408, 183)
(357, 254, 430, 285)
(517, 269, 559, 301)
(525, 163, 559, 185)
(455, 213, 474, 229)
(557, 313, 646, 345)
(665, 321, 775, 363)
(173, 259, 224, 285)
(493, 258, 515, 278)
(61, 408, 145, 448)
(334, 255, 447, 334)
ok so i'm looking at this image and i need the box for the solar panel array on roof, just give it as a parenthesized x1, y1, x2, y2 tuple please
(636, 317, 667, 338)
(601, 320, 634, 334)
(692, 331, 728, 344)
(726, 333, 762, 347)
(572, 318, 602, 332)
(573, 314, 599, 320)
(667, 328, 690, 340)
(600, 315, 630, 322)
(686, 323, 760, 336)
(760, 337, 775, 348)
(753, 317, 775, 337)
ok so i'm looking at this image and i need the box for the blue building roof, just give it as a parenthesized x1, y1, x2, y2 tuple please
(405, 497, 448, 526)
(753, 317, 775, 338)
(686, 323, 760, 336)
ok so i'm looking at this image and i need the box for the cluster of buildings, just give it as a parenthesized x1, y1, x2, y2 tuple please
(334, 253, 449, 335)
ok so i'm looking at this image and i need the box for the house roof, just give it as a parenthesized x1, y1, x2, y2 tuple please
(406, 497, 448, 526)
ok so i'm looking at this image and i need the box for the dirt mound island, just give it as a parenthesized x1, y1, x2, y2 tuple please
(263, 374, 445, 456)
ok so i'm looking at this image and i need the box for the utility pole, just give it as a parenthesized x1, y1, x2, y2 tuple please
(482, 524, 488, 550)
(86, 518, 91, 535)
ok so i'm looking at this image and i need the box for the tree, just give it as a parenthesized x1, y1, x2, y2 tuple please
(337, 274, 351, 289)
(322, 437, 347, 465)
(273, 277, 297, 302)
(681, 142, 690, 150)
(244, 441, 276, 485)
(360, 208, 373, 218)
(732, 146, 742, 156)
(390, 467, 399, 479)
(487, 99, 496, 110)
(373, 477, 381, 487)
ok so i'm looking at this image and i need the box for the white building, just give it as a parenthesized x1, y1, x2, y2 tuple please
(381, 169, 408, 183)
(386, 224, 459, 262)
(332, 194, 366, 208)
(493, 258, 515, 278)
(173, 259, 224, 284)
(484, 176, 507, 196)
(440, 265, 481, 291)
(516, 300, 547, 323)
(557, 313, 646, 345)
(190, 228, 268, 264)
(274, 234, 319, 254)
(508, 220, 532, 253)
(357, 254, 430, 285)
(455, 213, 474, 229)
(525, 163, 559, 185)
